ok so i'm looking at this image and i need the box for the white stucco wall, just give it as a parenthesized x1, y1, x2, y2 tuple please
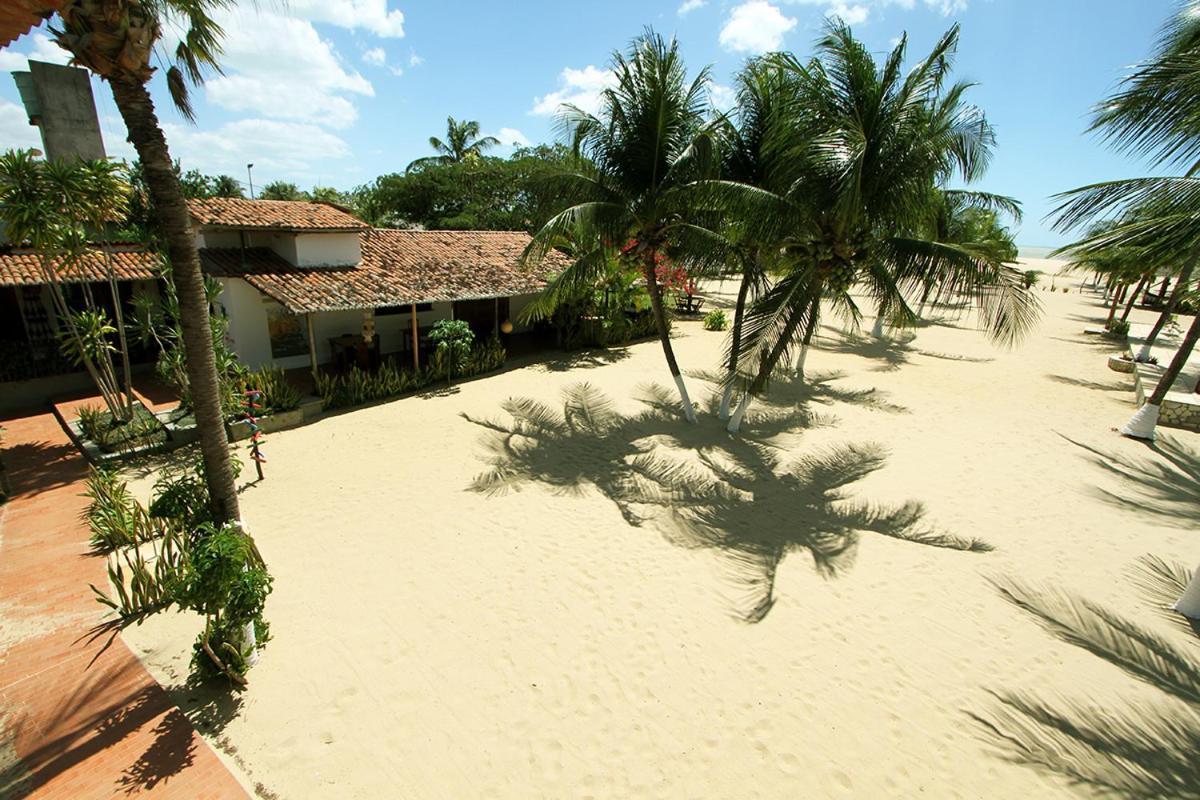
(293, 232, 360, 267)
(195, 228, 357, 268)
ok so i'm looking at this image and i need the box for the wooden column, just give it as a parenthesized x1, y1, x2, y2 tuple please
(410, 303, 419, 370)
(494, 297, 499, 336)
(306, 312, 318, 381)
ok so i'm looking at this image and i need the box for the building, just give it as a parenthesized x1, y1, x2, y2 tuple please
(191, 198, 563, 375)
(0, 198, 566, 408)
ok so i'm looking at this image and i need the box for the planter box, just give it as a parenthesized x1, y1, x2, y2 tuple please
(67, 401, 170, 465)
(1107, 354, 1135, 373)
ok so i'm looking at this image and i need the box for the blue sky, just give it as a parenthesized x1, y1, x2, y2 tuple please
(0, 0, 1182, 245)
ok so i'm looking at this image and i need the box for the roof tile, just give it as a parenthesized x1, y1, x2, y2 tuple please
(200, 230, 567, 313)
(0, 246, 159, 287)
(188, 198, 369, 231)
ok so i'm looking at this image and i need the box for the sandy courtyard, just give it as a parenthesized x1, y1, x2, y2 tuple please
(122, 267, 1199, 798)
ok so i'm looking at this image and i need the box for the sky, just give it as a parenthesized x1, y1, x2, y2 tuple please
(0, 0, 1184, 247)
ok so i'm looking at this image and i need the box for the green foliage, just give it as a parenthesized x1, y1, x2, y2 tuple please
(258, 181, 304, 201)
(75, 403, 167, 454)
(1022, 270, 1041, 289)
(359, 144, 573, 230)
(59, 307, 117, 366)
(405, 116, 502, 173)
(1107, 318, 1131, 337)
(703, 309, 728, 331)
(237, 366, 301, 414)
(315, 337, 508, 411)
(428, 319, 475, 381)
(90, 459, 270, 686)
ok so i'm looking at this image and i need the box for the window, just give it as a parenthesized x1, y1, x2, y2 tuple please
(377, 303, 431, 316)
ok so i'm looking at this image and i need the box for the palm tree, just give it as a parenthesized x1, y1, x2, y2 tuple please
(520, 31, 732, 423)
(210, 173, 243, 198)
(712, 57, 807, 419)
(725, 23, 1039, 432)
(1053, 2, 1200, 446)
(47, 0, 241, 523)
(259, 180, 304, 201)
(0, 151, 134, 422)
(405, 116, 501, 173)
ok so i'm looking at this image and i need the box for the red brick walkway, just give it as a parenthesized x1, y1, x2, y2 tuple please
(0, 405, 249, 799)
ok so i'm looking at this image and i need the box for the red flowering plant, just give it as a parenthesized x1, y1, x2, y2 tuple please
(616, 238, 696, 296)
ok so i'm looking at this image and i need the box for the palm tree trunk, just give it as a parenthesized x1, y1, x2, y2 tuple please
(1119, 276, 1150, 323)
(109, 75, 241, 523)
(794, 304, 820, 379)
(103, 245, 135, 417)
(1106, 285, 1124, 326)
(720, 252, 756, 420)
(1175, 564, 1200, 618)
(643, 251, 696, 424)
(1137, 261, 1195, 361)
(1120, 310, 1200, 440)
(728, 291, 816, 433)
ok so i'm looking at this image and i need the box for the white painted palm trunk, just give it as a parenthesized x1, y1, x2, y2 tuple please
(727, 392, 752, 433)
(871, 315, 885, 338)
(1136, 340, 1155, 362)
(242, 621, 260, 666)
(1120, 403, 1160, 441)
(794, 344, 809, 377)
(675, 374, 697, 424)
(719, 382, 735, 420)
(1174, 567, 1200, 618)
(234, 518, 261, 666)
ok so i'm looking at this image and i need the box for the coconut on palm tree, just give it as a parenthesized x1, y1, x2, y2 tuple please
(46, 0, 241, 523)
(520, 31, 734, 424)
(405, 116, 501, 173)
(724, 23, 1039, 432)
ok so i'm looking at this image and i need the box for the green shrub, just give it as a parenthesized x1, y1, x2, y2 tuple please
(238, 366, 302, 415)
(74, 404, 167, 454)
(428, 319, 475, 383)
(703, 309, 728, 331)
(84, 467, 155, 552)
(1107, 318, 1131, 337)
(1022, 270, 1041, 289)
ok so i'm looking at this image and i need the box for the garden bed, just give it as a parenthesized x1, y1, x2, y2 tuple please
(68, 401, 170, 464)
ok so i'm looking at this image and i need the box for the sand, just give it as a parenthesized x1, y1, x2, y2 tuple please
(121, 262, 1199, 799)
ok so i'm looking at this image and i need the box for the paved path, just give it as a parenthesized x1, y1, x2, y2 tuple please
(0, 405, 249, 799)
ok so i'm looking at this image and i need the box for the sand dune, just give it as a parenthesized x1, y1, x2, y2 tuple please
(121, 270, 1199, 798)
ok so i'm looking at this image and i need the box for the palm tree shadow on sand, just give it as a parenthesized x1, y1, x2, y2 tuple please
(818, 329, 995, 373)
(1059, 433, 1200, 528)
(968, 557, 1200, 797)
(687, 367, 910, 416)
(463, 382, 989, 623)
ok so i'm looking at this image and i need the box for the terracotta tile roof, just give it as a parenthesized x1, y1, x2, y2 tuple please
(0, 246, 159, 286)
(188, 198, 369, 231)
(199, 230, 567, 313)
(0, 0, 64, 48)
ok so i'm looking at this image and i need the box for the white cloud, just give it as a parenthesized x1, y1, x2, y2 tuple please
(0, 33, 71, 70)
(201, 7, 374, 130)
(160, 118, 351, 180)
(788, 0, 967, 26)
(719, 2, 797, 54)
(678, 0, 706, 15)
(708, 82, 736, 112)
(491, 127, 532, 147)
(531, 65, 616, 117)
(409, 53, 424, 67)
(283, 0, 405, 38)
(362, 47, 387, 66)
(0, 99, 41, 151)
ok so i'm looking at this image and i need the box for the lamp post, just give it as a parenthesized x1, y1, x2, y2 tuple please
(247, 163, 255, 199)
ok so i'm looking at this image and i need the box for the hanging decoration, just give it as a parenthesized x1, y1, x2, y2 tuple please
(244, 389, 266, 482)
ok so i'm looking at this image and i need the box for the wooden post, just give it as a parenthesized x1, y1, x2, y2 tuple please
(410, 303, 419, 370)
(306, 312, 318, 381)
(494, 297, 499, 336)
